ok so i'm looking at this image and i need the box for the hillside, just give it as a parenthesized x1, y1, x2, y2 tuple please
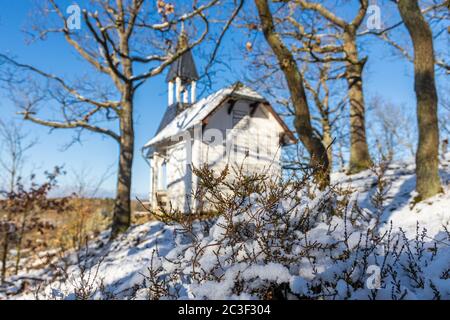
(1, 155, 449, 300)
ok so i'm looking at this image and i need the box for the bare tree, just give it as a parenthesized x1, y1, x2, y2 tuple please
(0, 120, 37, 194)
(398, 0, 442, 200)
(70, 164, 115, 198)
(368, 96, 416, 161)
(290, 0, 373, 174)
(360, 0, 449, 74)
(254, 0, 330, 188)
(0, 167, 68, 282)
(0, 0, 239, 237)
(0, 120, 37, 282)
(303, 62, 347, 172)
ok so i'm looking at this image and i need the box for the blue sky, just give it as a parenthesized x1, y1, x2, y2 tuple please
(0, 1, 446, 198)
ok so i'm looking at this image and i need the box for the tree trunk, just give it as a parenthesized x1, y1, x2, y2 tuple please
(111, 30, 135, 238)
(344, 30, 372, 174)
(1, 230, 9, 284)
(111, 98, 134, 238)
(14, 210, 29, 275)
(398, 0, 442, 201)
(322, 119, 333, 173)
(255, 0, 330, 188)
(10, 167, 15, 194)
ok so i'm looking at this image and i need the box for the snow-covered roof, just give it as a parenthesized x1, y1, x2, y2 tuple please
(143, 83, 265, 148)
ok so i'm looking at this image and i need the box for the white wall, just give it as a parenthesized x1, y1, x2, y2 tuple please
(199, 100, 283, 175)
(165, 141, 191, 211)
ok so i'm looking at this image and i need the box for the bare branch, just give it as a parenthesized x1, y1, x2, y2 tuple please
(0, 53, 121, 111)
(19, 111, 120, 142)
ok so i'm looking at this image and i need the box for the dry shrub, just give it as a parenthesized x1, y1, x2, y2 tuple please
(0, 168, 115, 293)
(54, 198, 113, 252)
(143, 163, 449, 300)
(0, 167, 71, 284)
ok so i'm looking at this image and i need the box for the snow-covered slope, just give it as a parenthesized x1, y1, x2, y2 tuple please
(334, 158, 450, 239)
(2, 156, 449, 300)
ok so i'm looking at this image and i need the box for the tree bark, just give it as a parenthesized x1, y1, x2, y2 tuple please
(344, 30, 372, 174)
(1, 230, 9, 284)
(254, 0, 329, 188)
(398, 0, 442, 200)
(322, 119, 333, 172)
(111, 98, 134, 238)
(111, 23, 135, 238)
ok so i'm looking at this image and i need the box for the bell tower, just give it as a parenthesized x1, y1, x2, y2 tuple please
(166, 28, 199, 108)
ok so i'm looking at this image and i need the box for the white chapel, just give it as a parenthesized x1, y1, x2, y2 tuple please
(142, 32, 295, 213)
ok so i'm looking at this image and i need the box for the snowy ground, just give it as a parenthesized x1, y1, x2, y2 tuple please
(1, 155, 449, 300)
(334, 158, 450, 239)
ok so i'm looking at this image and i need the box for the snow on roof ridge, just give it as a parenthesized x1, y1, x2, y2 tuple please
(143, 84, 264, 148)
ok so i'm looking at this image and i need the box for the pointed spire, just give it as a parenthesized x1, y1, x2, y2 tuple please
(165, 26, 199, 83)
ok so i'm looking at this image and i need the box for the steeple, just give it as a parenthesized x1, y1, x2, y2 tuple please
(166, 26, 199, 106)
